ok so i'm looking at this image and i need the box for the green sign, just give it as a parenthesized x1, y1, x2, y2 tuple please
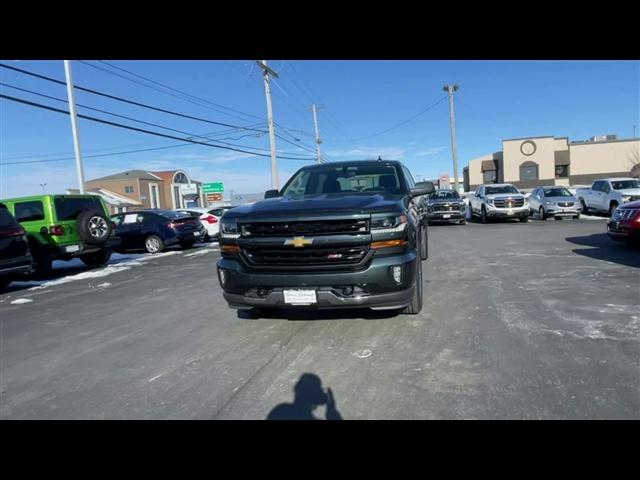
(202, 182, 224, 193)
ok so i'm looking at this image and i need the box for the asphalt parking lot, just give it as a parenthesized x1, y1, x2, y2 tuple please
(1, 216, 638, 419)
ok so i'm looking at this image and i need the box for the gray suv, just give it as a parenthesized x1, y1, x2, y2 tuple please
(528, 186, 581, 220)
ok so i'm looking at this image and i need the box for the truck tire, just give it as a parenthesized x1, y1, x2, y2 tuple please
(80, 250, 112, 267)
(77, 210, 112, 245)
(403, 258, 423, 315)
(580, 199, 589, 215)
(609, 201, 618, 217)
(481, 206, 488, 224)
(420, 224, 428, 260)
(519, 215, 529, 222)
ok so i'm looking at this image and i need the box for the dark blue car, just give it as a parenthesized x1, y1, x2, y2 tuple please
(111, 209, 206, 254)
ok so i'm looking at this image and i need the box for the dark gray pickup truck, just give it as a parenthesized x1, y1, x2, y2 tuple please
(216, 160, 434, 314)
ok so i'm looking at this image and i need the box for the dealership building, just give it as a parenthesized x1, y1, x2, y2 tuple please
(463, 135, 640, 192)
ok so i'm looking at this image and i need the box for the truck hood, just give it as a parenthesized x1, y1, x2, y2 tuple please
(223, 193, 405, 221)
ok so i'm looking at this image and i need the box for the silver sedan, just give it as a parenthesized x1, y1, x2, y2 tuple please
(528, 186, 582, 220)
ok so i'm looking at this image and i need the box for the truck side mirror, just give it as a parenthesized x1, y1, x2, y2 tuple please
(264, 189, 279, 199)
(410, 181, 435, 197)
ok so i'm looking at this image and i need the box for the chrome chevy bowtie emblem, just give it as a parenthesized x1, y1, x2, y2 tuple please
(284, 236, 313, 248)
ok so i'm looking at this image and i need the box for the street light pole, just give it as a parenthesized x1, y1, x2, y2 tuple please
(40, 183, 47, 194)
(64, 60, 86, 194)
(311, 104, 323, 163)
(443, 84, 460, 192)
(257, 60, 280, 190)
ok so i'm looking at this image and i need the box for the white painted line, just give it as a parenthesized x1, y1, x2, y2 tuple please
(10, 298, 33, 305)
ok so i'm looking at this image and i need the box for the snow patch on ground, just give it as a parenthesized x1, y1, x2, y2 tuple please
(184, 247, 220, 257)
(580, 214, 608, 220)
(10, 298, 33, 305)
(96, 282, 111, 288)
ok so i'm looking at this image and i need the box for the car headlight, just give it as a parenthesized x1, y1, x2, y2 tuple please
(546, 201, 556, 206)
(486, 199, 494, 205)
(622, 196, 631, 202)
(371, 214, 408, 232)
(220, 219, 240, 238)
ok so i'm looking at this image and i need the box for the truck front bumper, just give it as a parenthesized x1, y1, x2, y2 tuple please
(217, 250, 418, 310)
(486, 206, 529, 218)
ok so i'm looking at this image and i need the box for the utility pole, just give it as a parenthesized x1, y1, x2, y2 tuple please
(310, 104, 323, 163)
(443, 84, 460, 192)
(64, 60, 86, 194)
(257, 60, 279, 190)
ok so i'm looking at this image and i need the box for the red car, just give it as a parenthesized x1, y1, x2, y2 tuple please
(607, 200, 640, 244)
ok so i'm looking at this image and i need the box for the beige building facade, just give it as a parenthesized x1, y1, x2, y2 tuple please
(463, 135, 640, 192)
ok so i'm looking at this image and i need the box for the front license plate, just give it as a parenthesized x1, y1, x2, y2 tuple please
(442, 214, 451, 218)
(194, 231, 201, 236)
(507, 210, 514, 215)
(283, 289, 317, 305)
(65, 245, 81, 253)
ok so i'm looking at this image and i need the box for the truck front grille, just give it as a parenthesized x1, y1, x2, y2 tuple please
(241, 219, 369, 237)
(493, 198, 524, 208)
(242, 245, 370, 268)
(429, 204, 462, 212)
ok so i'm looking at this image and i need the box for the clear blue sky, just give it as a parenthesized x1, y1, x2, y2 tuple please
(1, 60, 638, 198)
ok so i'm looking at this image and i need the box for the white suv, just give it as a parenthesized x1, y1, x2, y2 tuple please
(469, 184, 529, 223)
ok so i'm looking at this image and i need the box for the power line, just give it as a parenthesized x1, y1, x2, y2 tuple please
(0, 82, 312, 159)
(0, 93, 316, 161)
(90, 60, 266, 123)
(324, 96, 448, 143)
(0, 62, 269, 134)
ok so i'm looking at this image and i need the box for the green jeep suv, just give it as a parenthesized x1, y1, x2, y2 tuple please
(1, 194, 120, 275)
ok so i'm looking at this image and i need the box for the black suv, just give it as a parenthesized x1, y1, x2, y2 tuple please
(216, 160, 434, 314)
(0, 202, 33, 288)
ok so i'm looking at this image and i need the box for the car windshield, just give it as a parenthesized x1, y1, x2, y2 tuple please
(485, 185, 519, 195)
(429, 190, 459, 199)
(281, 164, 402, 196)
(543, 188, 573, 197)
(611, 180, 640, 190)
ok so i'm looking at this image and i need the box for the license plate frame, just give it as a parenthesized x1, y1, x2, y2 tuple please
(442, 214, 451, 219)
(283, 289, 317, 305)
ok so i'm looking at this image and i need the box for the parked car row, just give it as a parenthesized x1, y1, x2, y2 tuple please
(0, 192, 237, 288)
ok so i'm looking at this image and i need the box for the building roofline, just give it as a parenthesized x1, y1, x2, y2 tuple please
(503, 136, 555, 142)
(569, 138, 640, 146)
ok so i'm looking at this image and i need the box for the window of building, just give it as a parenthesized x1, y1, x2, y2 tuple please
(173, 172, 188, 184)
(483, 170, 497, 183)
(124, 186, 134, 194)
(555, 165, 568, 178)
(520, 164, 539, 181)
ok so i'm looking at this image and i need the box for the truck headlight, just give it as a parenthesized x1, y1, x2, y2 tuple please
(371, 214, 407, 232)
(622, 196, 631, 203)
(220, 220, 240, 238)
(486, 199, 494, 206)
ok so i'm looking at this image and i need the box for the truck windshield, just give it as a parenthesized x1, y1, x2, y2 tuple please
(485, 185, 519, 195)
(611, 180, 640, 190)
(543, 188, 572, 197)
(281, 164, 402, 196)
(429, 190, 459, 199)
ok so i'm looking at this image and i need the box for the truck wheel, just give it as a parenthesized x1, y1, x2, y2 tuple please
(580, 199, 589, 215)
(403, 258, 423, 315)
(420, 224, 428, 260)
(80, 250, 112, 267)
(459, 219, 466, 225)
(144, 235, 164, 254)
(481, 206, 488, 224)
(609, 202, 618, 217)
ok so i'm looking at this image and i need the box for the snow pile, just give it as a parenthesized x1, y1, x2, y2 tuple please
(10, 298, 33, 305)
